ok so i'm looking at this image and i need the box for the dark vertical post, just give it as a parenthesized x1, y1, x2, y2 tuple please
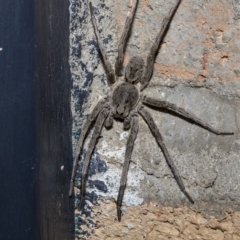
(0, 1, 36, 240)
(35, 0, 74, 239)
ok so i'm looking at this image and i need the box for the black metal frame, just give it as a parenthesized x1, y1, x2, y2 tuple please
(0, 1, 36, 240)
(35, 0, 74, 239)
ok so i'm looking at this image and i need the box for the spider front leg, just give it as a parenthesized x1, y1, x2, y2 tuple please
(79, 107, 109, 207)
(142, 96, 234, 135)
(141, 0, 181, 89)
(69, 99, 108, 197)
(117, 115, 139, 221)
(115, 0, 139, 76)
(139, 106, 194, 204)
(89, 2, 115, 84)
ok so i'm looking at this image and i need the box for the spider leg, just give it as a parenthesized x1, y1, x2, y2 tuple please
(80, 107, 109, 203)
(89, 2, 115, 85)
(69, 99, 108, 197)
(139, 106, 194, 204)
(140, 0, 181, 90)
(142, 96, 234, 135)
(115, 0, 139, 76)
(117, 115, 139, 221)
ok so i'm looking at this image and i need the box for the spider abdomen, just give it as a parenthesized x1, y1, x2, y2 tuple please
(112, 82, 139, 119)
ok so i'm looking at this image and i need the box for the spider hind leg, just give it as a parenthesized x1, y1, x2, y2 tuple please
(89, 2, 115, 84)
(140, 0, 181, 90)
(115, 0, 139, 76)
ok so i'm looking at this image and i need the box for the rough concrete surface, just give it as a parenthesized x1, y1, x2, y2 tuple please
(69, 0, 240, 239)
(77, 200, 240, 240)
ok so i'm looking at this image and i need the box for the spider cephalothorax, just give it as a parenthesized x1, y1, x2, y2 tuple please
(69, 0, 234, 221)
(112, 82, 140, 119)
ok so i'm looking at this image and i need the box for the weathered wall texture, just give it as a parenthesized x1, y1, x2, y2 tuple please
(79, 200, 240, 240)
(69, 0, 240, 239)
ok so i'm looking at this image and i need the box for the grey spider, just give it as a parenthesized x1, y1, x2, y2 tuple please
(69, 0, 234, 221)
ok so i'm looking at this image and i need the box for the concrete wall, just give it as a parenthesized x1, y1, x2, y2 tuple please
(69, 0, 240, 239)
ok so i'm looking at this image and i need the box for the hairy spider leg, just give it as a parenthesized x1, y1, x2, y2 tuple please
(89, 2, 115, 84)
(142, 96, 234, 135)
(117, 115, 139, 221)
(115, 0, 139, 76)
(139, 106, 194, 204)
(141, 0, 181, 90)
(79, 108, 109, 206)
(69, 99, 108, 197)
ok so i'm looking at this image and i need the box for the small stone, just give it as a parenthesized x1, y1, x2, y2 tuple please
(141, 209, 148, 215)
